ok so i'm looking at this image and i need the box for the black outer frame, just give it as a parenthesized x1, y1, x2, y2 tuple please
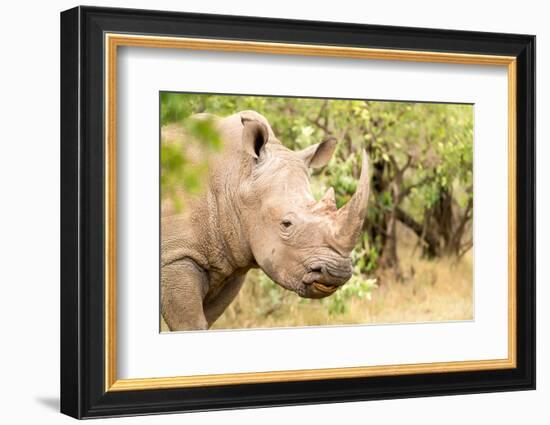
(60, 5, 536, 419)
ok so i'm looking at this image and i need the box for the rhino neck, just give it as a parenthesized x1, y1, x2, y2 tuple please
(207, 186, 255, 273)
(202, 147, 258, 282)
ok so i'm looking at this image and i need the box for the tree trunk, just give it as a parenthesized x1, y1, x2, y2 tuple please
(431, 189, 473, 257)
(379, 211, 403, 281)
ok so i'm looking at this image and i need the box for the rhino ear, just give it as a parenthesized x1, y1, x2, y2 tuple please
(241, 117, 269, 159)
(298, 137, 337, 168)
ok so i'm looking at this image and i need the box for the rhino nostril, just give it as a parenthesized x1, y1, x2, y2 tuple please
(310, 266, 323, 274)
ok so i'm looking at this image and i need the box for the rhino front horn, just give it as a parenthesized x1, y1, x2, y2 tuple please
(334, 150, 370, 253)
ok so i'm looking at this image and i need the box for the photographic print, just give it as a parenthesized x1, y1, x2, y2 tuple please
(160, 93, 474, 332)
(61, 8, 535, 417)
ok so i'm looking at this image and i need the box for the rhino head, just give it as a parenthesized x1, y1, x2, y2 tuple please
(237, 114, 370, 299)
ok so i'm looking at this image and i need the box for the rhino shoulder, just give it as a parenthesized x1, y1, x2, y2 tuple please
(161, 212, 211, 269)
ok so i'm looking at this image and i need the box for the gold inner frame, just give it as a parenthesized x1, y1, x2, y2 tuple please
(104, 33, 517, 392)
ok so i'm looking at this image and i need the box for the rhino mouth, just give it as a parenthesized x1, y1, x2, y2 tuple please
(312, 281, 339, 294)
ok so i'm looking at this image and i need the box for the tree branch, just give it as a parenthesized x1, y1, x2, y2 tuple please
(395, 207, 439, 256)
(398, 175, 434, 201)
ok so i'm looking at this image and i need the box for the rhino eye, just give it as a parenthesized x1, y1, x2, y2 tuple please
(281, 219, 292, 229)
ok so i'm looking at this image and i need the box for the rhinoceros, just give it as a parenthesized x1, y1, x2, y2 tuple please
(161, 110, 370, 331)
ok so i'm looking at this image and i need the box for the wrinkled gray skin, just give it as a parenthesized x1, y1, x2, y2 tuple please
(161, 111, 370, 331)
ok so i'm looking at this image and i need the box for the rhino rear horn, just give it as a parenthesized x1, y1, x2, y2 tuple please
(241, 117, 269, 158)
(318, 187, 337, 212)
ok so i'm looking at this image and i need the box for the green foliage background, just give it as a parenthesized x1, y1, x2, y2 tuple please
(160, 92, 473, 323)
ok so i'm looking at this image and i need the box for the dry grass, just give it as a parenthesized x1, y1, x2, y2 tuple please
(161, 225, 473, 332)
(355, 252, 473, 325)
